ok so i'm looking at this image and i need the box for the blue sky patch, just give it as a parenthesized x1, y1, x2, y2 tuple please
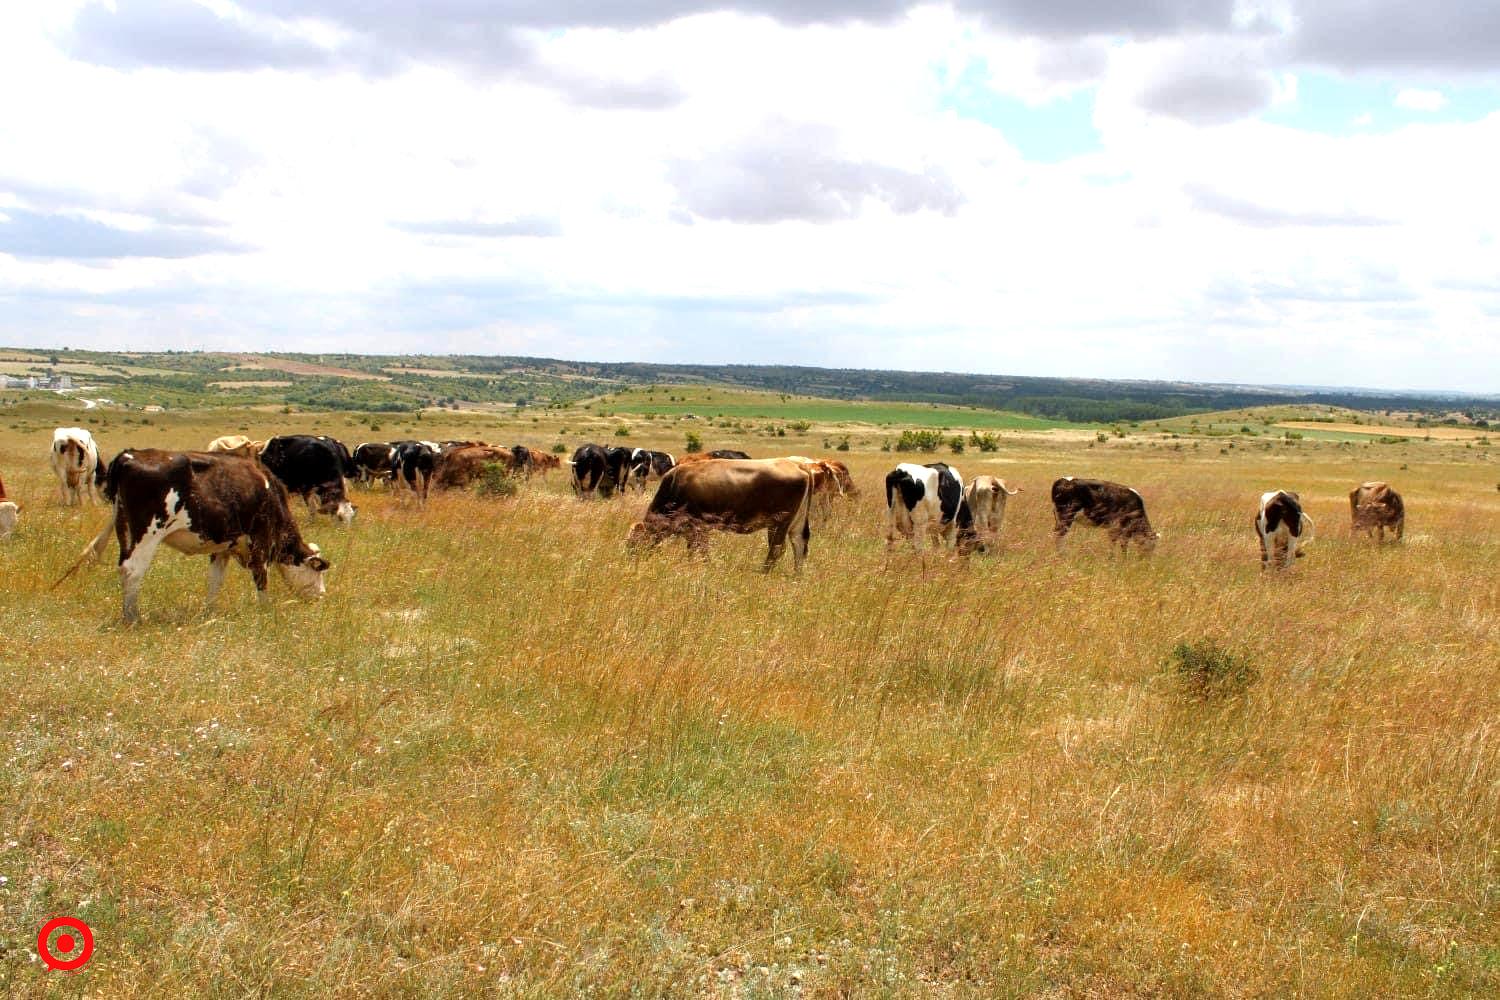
(1267, 73, 1500, 134)
(937, 60, 1100, 163)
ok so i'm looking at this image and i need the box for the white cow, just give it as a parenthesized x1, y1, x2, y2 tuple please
(965, 476, 1020, 546)
(1256, 490, 1314, 570)
(51, 427, 102, 506)
(884, 462, 981, 552)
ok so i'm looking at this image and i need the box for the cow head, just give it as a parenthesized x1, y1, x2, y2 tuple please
(312, 483, 356, 524)
(276, 542, 330, 599)
(625, 521, 654, 548)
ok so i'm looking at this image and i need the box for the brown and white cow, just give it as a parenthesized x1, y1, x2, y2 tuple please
(77, 449, 330, 623)
(1050, 477, 1160, 553)
(965, 476, 1020, 545)
(207, 435, 265, 459)
(51, 427, 103, 506)
(432, 445, 514, 490)
(1349, 481, 1404, 542)
(0, 471, 16, 539)
(1256, 490, 1314, 570)
(627, 458, 815, 572)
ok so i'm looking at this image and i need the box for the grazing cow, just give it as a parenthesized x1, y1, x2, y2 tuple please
(787, 456, 857, 502)
(532, 452, 562, 477)
(1349, 481, 1405, 542)
(603, 446, 634, 494)
(1050, 477, 1159, 553)
(570, 444, 621, 498)
(0, 471, 16, 540)
(258, 435, 357, 524)
(509, 444, 535, 477)
(965, 476, 1021, 545)
(392, 440, 441, 502)
(76, 449, 330, 623)
(433, 445, 514, 490)
(51, 427, 104, 506)
(627, 449, 676, 491)
(627, 458, 814, 572)
(885, 462, 982, 553)
(352, 442, 398, 485)
(207, 435, 264, 459)
(1256, 490, 1314, 570)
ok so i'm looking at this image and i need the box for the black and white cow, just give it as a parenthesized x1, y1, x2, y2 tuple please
(604, 446, 634, 495)
(884, 462, 982, 553)
(258, 435, 357, 524)
(51, 427, 105, 506)
(352, 442, 398, 485)
(570, 443, 618, 497)
(628, 449, 676, 491)
(78, 449, 330, 623)
(391, 440, 441, 502)
(1256, 490, 1314, 570)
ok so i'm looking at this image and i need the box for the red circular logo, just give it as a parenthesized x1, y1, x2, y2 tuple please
(37, 917, 94, 971)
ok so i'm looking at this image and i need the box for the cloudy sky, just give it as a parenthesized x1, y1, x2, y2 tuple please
(2, 1, 1499, 391)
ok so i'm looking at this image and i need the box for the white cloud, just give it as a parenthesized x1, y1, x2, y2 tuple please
(1394, 87, 1449, 112)
(0, 2, 1498, 391)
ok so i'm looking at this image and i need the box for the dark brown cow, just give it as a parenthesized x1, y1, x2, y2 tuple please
(1051, 477, 1160, 553)
(77, 449, 330, 623)
(627, 458, 815, 572)
(433, 446, 514, 490)
(1350, 481, 1405, 541)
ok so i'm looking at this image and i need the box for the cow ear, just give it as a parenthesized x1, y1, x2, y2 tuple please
(306, 555, 330, 571)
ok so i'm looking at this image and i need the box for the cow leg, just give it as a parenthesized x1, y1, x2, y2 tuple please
(1394, 518, 1404, 542)
(206, 553, 231, 608)
(763, 525, 788, 572)
(1053, 509, 1076, 551)
(790, 515, 810, 572)
(118, 533, 166, 624)
(1258, 526, 1269, 570)
(250, 558, 271, 604)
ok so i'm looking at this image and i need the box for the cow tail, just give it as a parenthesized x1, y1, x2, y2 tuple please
(795, 466, 815, 543)
(51, 510, 116, 590)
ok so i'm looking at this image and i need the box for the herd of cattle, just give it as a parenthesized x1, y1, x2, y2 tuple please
(1, 425, 1410, 622)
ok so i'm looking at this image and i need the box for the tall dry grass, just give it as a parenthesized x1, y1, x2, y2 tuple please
(0, 401, 1497, 996)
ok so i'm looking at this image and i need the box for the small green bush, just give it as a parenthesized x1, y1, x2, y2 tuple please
(1168, 640, 1258, 700)
(551, 442, 567, 454)
(893, 429, 944, 453)
(614, 426, 630, 437)
(948, 436, 965, 454)
(685, 430, 703, 452)
(475, 463, 519, 498)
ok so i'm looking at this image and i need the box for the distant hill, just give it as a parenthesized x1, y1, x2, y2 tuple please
(2, 348, 1495, 425)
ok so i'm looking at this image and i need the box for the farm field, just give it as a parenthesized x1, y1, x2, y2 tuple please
(1, 398, 1498, 995)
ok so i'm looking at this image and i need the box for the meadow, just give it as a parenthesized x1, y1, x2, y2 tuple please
(1, 397, 1497, 996)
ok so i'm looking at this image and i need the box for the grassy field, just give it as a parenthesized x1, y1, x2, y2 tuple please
(594, 386, 1091, 431)
(1, 398, 1498, 996)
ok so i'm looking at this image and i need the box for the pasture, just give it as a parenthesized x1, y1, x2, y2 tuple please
(1, 399, 1498, 996)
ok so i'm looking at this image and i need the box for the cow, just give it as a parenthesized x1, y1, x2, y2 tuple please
(603, 446, 634, 494)
(509, 444, 535, 477)
(965, 476, 1021, 546)
(258, 435, 357, 524)
(627, 449, 676, 491)
(885, 462, 982, 553)
(627, 458, 814, 572)
(787, 456, 857, 503)
(570, 443, 621, 498)
(1050, 477, 1159, 553)
(51, 427, 104, 506)
(1349, 481, 1405, 542)
(433, 445, 514, 490)
(709, 449, 751, 460)
(351, 442, 398, 485)
(0, 471, 16, 540)
(392, 440, 441, 502)
(207, 435, 264, 459)
(532, 452, 562, 477)
(1256, 490, 1314, 570)
(74, 449, 330, 623)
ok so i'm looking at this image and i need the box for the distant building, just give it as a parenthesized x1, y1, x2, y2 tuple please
(1, 372, 73, 391)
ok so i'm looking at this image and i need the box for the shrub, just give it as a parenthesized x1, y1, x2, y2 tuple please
(685, 431, 703, 452)
(551, 442, 566, 454)
(969, 431, 999, 452)
(894, 429, 944, 452)
(835, 436, 850, 452)
(1168, 640, 1258, 700)
(948, 436, 965, 454)
(788, 420, 811, 432)
(474, 463, 519, 498)
(614, 426, 630, 437)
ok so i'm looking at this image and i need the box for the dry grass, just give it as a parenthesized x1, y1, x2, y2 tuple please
(0, 401, 1497, 996)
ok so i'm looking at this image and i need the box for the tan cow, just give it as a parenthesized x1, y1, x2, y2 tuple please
(627, 458, 815, 572)
(432, 445, 515, 491)
(965, 476, 1020, 545)
(0, 470, 17, 539)
(207, 435, 265, 459)
(1349, 481, 1404, 542)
